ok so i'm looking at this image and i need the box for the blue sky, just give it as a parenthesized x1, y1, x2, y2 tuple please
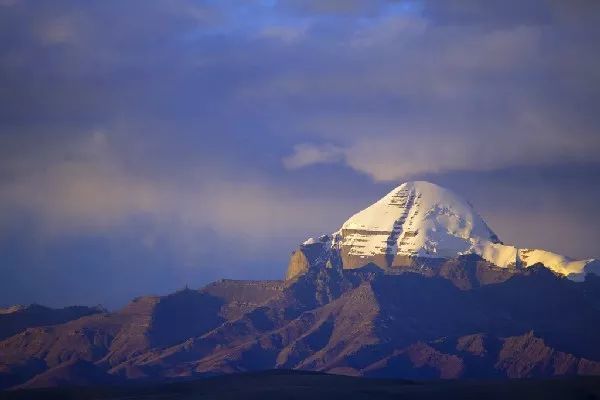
(1, 0, 599, 308)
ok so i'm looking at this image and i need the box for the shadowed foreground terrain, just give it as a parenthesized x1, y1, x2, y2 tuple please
(1, 370, 600, 400)
(2, 256, 600, 389)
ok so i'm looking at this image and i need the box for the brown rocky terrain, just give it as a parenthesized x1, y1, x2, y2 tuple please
(1, 255, 600, 389)
(0, 304, 104, 341)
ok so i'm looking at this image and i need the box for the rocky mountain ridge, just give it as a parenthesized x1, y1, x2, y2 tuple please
(1, 256, 600, 389)
(0, 304, 104, 342)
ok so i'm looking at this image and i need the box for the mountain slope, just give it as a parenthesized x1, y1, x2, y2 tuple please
(1, 258, 600, 388)
(0, 280, 284, 388)
(0, 304, 104, 341)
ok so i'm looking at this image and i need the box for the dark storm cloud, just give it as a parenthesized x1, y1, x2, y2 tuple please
(0, 0, 599, 307)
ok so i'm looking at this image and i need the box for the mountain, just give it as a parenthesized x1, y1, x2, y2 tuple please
(1, 181, 600, 390)
(288, 181, 600, 281)
(0, 304, 104, 341)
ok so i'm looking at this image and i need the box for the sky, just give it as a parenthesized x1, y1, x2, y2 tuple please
(1, 0, 599, 309)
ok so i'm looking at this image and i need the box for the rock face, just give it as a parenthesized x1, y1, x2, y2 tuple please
(286, 250, 310, 280)
(289, 181, 599, 281)
(286, 236, 341, 280)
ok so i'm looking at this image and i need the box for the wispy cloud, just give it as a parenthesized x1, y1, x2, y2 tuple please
(0, 132, 350, 245)
(283, 143, 344, 169)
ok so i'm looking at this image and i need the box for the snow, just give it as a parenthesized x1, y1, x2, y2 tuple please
(325, 181, 597, 281)
(470, 242, 595, 278)
(339, 181, 498, 259)
(303, 237, 317, 246)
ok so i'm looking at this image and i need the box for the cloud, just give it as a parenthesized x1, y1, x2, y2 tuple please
(275, 14, 600, 181)
(2, 0, 600, 225)
(282, 143, 345, 169)
(278, 0, 392, 16)
(260, 24, 309, 43)
(35, 14, 80, 45)
(3, 0, 599, 231)
(0, 132, 349, 245)
(285, 104, 600, 181)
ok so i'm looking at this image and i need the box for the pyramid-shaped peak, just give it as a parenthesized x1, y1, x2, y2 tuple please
(339, 181, 499, 265)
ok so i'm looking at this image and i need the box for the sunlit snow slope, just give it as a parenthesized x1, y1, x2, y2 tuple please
(300, 181, 598, 281)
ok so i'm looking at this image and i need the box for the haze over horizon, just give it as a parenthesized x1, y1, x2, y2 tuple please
(1, 0, 600, 308)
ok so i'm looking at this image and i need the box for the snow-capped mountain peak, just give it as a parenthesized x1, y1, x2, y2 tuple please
(339, 181, 499, 260)
(291, 181, 599, 281)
